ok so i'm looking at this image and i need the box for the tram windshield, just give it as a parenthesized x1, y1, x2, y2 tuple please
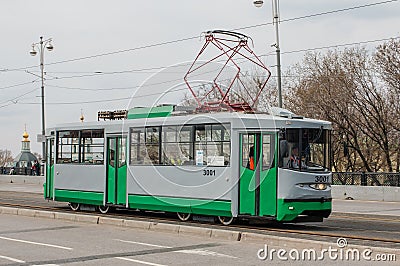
(280, 128, 330, 172)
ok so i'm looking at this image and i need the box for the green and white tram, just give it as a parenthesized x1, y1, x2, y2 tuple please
(44, 106, 332, 224)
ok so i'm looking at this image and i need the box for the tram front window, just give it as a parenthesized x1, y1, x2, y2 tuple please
(281, 128, 330, 172)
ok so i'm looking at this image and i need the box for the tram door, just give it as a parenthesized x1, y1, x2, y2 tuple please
(45, 138, 55, 199)
(239, 133, 276, 216)
(106, 136, 127, 205)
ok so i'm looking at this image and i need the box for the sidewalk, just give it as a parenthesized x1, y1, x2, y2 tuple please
(0, 181, 43, 194)
(0, 174, 43, 185)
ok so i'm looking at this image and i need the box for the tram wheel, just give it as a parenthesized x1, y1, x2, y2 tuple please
(218, 216, 234, 225)
(98, 205, 110, 214)
(69, 203, 80, 211)
(177, 212, 192, 221)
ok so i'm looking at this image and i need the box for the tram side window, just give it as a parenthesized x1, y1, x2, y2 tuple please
(57, 131, 79, 163)
(80, 130, 104, 164)
(262, 134, 275, 170)
(118, 137, 127, 167)
(161, 125, 193, 165)
(146, 127, 160, 165)
(242, 134, 255, 170)
(130, 129, 145, 164)
(177, 125, 193, 165)
(130, 124, 230, 167)
(194, 124, 230, 166)
(162, 126, 178, 165)
(130, 127, 161, 165)
(56, 129, 104, 164)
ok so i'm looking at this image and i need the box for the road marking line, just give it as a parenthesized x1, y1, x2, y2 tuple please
(0, 236, 73, 250)
(116, 257, 167, 266)
(0, 255, 25, 263)
(31, 264, 60, 266)
(178, 249, 237, 258)
(116, 239, 166, 248)
(114, 239, 237, 258)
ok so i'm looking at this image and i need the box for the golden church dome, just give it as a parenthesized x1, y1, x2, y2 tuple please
(22, 129, 30, 142)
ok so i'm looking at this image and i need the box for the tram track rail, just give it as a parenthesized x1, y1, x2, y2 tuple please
(0, 199, 399, 250)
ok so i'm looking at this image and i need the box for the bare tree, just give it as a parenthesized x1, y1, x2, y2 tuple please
(33, 152, 42, 162)
(0, 149, 13, 166)
(374, 38, 400, 93)
(285, 47, 396, 172)
(374, 39, 400, 171)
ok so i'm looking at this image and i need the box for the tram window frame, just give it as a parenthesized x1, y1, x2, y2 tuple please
(56, 129, 104, 165)
(145, 127, 161, 165)
(80, 130, 104, 164)
(130, 128, 146, 165)
(161, 125, 182, 165)
(160, 125, 194, 166)
(194, 123, 230, 167)
(118, 137, 127, 167)
(46, 138, 55, 166)
(242, 134, 255, 169)
(129, 127, 161, 165)
(262, 134, 275, 170)
(129, 123, 231, 167)
(57, 130, 79, 164)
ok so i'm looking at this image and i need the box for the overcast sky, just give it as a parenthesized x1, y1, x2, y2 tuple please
(1, 0, 399, 157)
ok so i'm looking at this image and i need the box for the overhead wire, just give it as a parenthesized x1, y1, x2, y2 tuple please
(2, 33, 398, 107)
(0, 80, 40, 91)
(0, 0, 396, 73)
(12, 34, 399, 105)
(0, 0, 398, 107)
(281, 36, 400, 55)
(0, 87, 40, 105)
(235, 0, 398, 31)
(3, 34, 397, 85)
(43, 35, 399, 82)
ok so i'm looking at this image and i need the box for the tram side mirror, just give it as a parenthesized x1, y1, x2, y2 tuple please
(280, 140, 289, 158)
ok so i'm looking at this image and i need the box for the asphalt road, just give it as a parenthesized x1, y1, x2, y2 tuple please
(0, 189, 399, 248)
(0, 214, 397, 266)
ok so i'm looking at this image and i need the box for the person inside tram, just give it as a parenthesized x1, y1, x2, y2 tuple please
(247, 146, 255, 170)
(288, 145, 307, 169)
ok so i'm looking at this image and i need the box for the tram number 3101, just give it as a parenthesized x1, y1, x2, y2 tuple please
(203, 169, 216, 176)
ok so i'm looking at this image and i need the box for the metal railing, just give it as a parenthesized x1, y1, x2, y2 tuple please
(332, 172, 400, 187)
(1, 166, 43, 176)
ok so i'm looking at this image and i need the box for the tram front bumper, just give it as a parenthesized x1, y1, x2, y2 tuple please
(276, 198, 332, 222)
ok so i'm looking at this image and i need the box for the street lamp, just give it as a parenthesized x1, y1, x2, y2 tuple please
(253, 0, 282, 108)
(29, 36, 54, 161)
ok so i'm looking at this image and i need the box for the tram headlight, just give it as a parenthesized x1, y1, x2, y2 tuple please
(309, 183, 328, 190)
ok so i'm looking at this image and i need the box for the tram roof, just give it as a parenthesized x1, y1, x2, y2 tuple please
(47, 111, 331, 135)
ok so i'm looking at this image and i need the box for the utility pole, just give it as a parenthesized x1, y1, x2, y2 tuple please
(253, 0, 283, 108)
(272, 0, 282, 108)
(30, 36, 54, 161)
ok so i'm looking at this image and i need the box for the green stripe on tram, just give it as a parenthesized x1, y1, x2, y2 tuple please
(128, 195, 232, 217)
(127, 106, 174, 119)
(54, 190, 104, 206)
(53, 190, 232, 217)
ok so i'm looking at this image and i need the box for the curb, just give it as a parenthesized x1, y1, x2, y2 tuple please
(1, 206, 399, 255)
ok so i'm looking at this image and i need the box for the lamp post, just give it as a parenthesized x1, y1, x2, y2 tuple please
(29, 36, 54, 161)
(253, 0, 282, 108)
